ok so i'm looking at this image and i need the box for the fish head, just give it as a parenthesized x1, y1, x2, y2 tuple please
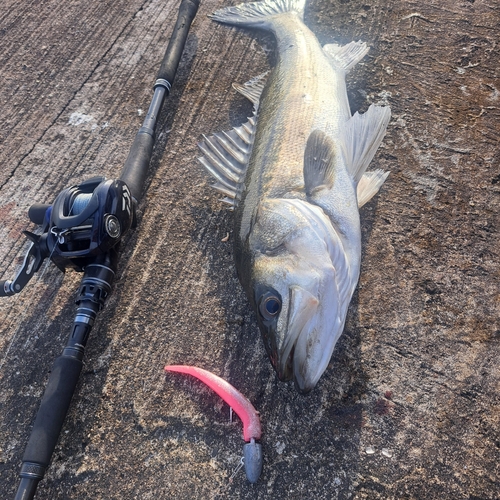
(247, 198, 348, 394)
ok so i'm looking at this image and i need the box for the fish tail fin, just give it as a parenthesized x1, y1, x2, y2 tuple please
(210, 0, 306, 28)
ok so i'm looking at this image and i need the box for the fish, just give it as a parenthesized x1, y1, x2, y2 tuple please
(198, 0, 391, 393)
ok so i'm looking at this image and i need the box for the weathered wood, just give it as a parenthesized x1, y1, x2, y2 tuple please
(0, 0, 498, 498)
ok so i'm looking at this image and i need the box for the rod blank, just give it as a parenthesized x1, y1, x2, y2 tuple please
(120, 0, 200, 203)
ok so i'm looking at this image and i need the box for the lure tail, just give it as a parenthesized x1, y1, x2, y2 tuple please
(165, 365, 263, 483)
(165, 365, 261, 441)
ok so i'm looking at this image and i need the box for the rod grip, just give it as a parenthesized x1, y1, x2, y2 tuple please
(156, 0, 200, 88)
(119, 128, 155, 203)
(22, 355, 83, 468)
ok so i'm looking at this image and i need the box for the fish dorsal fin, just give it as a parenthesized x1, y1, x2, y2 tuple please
(341, 103, 391, 183)
(357, 169, 390, 207)
(323, 41, 369, 72)
(303, 130, 340, 196)
(198, 76, 264, 209)
(232, 72, 268, 107)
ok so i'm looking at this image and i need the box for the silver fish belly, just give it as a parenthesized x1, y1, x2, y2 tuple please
(199, 0, 391, 393)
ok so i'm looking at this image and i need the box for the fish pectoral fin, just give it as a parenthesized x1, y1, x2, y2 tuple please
(323, 41, 369, 72)
(341, 104, 391, 183)
(357, 169, 390, 208)
(303, 130, 340, 196)
(233, 72, 269, 108)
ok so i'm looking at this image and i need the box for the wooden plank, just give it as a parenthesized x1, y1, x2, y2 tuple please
(0, 0, 498, 498)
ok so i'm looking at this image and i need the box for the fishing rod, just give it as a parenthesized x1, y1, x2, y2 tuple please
(1, 0, 200, 497)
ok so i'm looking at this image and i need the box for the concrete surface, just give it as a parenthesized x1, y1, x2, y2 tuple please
(0, 0, 498, 498)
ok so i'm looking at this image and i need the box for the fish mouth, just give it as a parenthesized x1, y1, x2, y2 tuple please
(276, 286, 320, 394)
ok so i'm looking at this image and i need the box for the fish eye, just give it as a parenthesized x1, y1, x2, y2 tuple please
(259, 293, 282, 320)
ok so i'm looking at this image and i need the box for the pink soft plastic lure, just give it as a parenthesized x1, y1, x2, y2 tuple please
(164, 365, 261, 442)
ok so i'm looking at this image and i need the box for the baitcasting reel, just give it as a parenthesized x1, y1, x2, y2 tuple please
(1, 176, 134, 296)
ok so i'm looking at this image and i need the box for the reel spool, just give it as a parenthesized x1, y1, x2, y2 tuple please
(43, 176, 134, 271)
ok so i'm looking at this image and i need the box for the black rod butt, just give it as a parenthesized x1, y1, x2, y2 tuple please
(14, 477, 41, 500)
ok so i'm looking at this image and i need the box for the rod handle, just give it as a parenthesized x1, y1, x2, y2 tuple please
(120, 0, 199, 203)
(119, 127, 155, 203)
(21, 354, 83, 469)
(156, 0, 200, 90)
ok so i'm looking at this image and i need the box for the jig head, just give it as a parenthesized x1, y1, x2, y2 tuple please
(165, 365, 263, 483)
